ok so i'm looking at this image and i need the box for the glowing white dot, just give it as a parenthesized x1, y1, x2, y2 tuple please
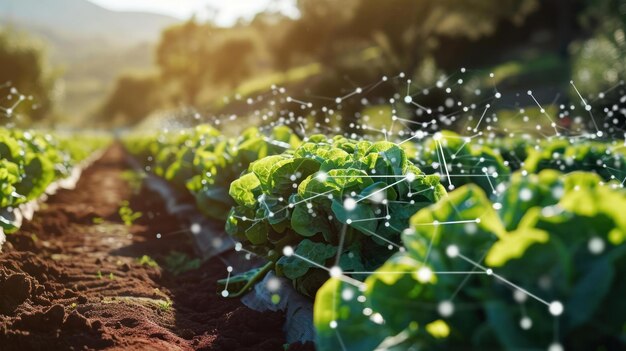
(548, 343, 564, 351)
(549, 301, 564, 316)
(330, 320, 338, 329)
(335, 97, 342, 104)
(446, 245, 459, 258)
(438, 300, 454, 317)
(404, 95, 413, 103)
(416, 267, 433, 283)
(486, 268, 493, 276)
(520, 317, 532, 330)
(433, 132, 443, 141)
(267, 277, 281, 292)
(221, 290, 229, 297)
(341, 288, 354, 301)
(519, 188, 532, 201)
(190, 223, 201, 234)
(329, 266, 343, 278)
(343, 198, 357, 211)
(405, 172, 416, 182)
(283, 246, 294, 257)
(316, 172, 328, 182)
(226, 266, 233, 273)
(370, 313, 384, 324)
(513, 290, 527, 303)
(588, 237, 605, 255)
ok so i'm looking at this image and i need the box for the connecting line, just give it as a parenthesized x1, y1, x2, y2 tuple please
(349, 217, 388, 223)
(527, 90, 559, 135)
(291, 252, 366, 288)
(339, 88, 362, 101)
(483, 170, 497, 194)
(412, 219, 480, 226)
(363, 78, 386, 94)
(325, 174, 421, 179)
(286, 96, 313, 108)
(452, 138, 471, 157)
(473, 104, 491, 132)
(436, 140, 453, 189)
(411, 101, 432, 114)
(355, 178, 407, 203)
(457, 253, 550, 307)
(397, 130, 425, 145)
(262, 137, 292, 149)
(358, 227, 403, 249)
(223, 269, 232, 292)
(334, 223, 348, 267)
(492, 272, 550, 306)
(570, 80, 601, 134)
(422, 225, 439, 266)
(239, 189, 335, 223)
(449, 249, 490, 301)
(335, 330, 347, 351)
(342, 271, 487, 275)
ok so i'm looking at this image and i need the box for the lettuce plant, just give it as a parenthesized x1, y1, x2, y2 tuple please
(225, 135, 446, 297)
(523, 138, 626, 182)
(315, 170, 626, 350)
(125, 125, 300, 220)
(408, 130, 511, 195)
(1, 128, 109, 233)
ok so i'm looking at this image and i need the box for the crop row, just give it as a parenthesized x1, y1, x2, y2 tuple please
(0, 128, 109, 237)
(124, 125, 626, 350)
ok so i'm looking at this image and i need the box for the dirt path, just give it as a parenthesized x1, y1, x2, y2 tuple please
(0, 145, 290, 351)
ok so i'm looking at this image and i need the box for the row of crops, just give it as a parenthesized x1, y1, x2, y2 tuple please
(0, 128, 109, 239)
(124, 125, 626, 350)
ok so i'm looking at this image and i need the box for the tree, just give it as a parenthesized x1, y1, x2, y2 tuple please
(0, 28, 56, 124)
(98, 72, 161, 127)
(156, 20, 216, 105)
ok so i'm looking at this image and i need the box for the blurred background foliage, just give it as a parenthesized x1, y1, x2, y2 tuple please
(0, 0, 625, 130)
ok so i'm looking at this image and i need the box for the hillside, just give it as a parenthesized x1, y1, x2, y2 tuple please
(0, 0, 177, 44)
(0, 0, 180, 124)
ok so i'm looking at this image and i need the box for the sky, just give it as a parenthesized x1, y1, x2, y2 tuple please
(87, 0, 299, 26)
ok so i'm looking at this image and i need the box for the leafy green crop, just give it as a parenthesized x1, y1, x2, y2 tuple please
(0, 128, 109, 234)
(523, 138, 626, 182)
(315, 170, 626, 350)
(124, 124, 300, 220)
(226, 135, 446, 297)
(408, 130, 511, 195)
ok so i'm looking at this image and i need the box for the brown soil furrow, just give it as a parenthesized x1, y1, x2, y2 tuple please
(0, 144, 294, 351)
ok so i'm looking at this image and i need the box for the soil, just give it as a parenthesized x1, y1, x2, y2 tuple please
(0, 144, 313, 351)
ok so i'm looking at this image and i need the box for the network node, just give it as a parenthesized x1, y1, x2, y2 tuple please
(416, 267, 433, 283)
(549, 301, 564, 316)
(283, 246, 294, 257)
(329, 266, 343, 278)
(446, 245, 459, 258)
(438, 300, 454, 317)
(343, 197, 357, 211)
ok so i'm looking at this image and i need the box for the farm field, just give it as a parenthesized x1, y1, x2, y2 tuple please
(2, 1, 626, 351)
(1, 143, 295, 350)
